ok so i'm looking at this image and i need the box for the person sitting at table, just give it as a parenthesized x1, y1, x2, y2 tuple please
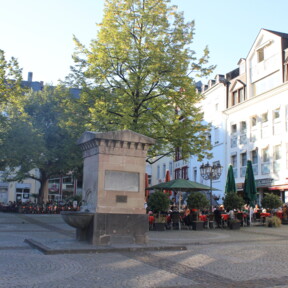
(214, 206, 222, 228)
(243, 204, 249, 213)
(228, 209, 235, 220)
(180, 206, 189, 226)
(148, 211, 155, 229)
(202, 208, 209, 215)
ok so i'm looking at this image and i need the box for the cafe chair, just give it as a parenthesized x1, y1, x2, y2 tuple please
(208, 214, 215, 229)
(236, 212, 244, 227)
(171, 211, 181, 230)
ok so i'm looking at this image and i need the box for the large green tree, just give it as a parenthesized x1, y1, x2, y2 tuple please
(0, 50, 26, 132)
(0, 85, 83, 203)
(68, 0, 215, 163)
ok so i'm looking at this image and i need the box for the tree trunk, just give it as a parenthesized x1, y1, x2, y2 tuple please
(38, 169, 49, 204)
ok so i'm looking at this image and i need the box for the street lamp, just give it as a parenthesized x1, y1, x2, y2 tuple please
(200, 162, 223, 211)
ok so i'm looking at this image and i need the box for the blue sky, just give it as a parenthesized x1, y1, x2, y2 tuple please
(1, 0, 288, 84)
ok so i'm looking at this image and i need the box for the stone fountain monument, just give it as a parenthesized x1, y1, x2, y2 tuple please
(61, 130, 155, 245)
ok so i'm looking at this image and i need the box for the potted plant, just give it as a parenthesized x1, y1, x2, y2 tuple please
(147, 191, 170, 231)
(266, 215, 281, 227)
(223, 193, 244, 230)
(261, 194, 283, 226)
(187, 192, 209, 230)
(261, 194, 282, 213)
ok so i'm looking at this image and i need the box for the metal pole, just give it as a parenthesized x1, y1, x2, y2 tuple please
(210, 176, 213, 212)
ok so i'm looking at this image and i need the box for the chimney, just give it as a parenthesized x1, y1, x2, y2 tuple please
(28, 72, 33, 82)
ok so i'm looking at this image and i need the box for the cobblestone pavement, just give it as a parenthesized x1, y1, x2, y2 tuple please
(1, 212, 288, 288)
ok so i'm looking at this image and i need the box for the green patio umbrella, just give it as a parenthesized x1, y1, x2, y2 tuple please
(243, 160, 257, 224)
(225, 165, 237, 195)
(146, 178, 218, 192)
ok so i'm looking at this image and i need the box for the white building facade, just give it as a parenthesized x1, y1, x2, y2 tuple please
(149, 29, 288, 206)
(225, 29, 288, 204)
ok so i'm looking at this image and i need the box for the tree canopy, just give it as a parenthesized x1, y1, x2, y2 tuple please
(0, 50, 26, 132)
(187, 192, 209, 210)
(67, 0, 215, 163)
(0, 85, 83, 203)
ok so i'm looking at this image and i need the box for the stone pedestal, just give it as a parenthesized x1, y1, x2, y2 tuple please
(74, 130, 155, 245)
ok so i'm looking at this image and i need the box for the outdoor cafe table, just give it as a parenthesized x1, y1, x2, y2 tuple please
(221, 214, 229, 221)
(221, 214, 229, 227)
(260, 212, 271, 218)
(199, 215, 207, 222)
(260, 212, 271, 223)
(276, 211, 283, 219)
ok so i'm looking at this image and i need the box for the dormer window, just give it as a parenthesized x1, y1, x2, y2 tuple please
(257, 48, 264, 62)
(255, 40, 271, 63)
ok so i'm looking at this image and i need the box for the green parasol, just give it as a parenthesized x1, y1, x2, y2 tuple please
(225, 164, 237, 195)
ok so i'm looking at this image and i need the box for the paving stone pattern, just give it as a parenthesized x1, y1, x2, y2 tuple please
(1, 212, 288, 288)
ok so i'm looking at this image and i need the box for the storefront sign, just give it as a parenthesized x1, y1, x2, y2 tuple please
(255, 178, 274, 187)
(237, 183, 243, 189)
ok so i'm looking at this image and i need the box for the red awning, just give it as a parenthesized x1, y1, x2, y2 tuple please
(268, 185, 288, 191)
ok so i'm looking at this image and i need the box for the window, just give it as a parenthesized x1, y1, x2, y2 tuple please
(262, 112, 268, 123)
(257, 48, 264, 62)
(193, 167, 197, 182)
(157, 165, 160, 179)
(273, 108, 280, 120)
(240, 121, 247, 133)
(273, 145, 281, 161)
(231, 154, 237, 167)
(251, 149, 259, 175)
(175, 148, 182, 161)
(240, 122, 247, 144)
(162, 164, 166, 179)
(16, 188, 30, 202)
(262, 147, 269, 162)
(273, 145, 281, 175)
(207, 133, 211, 143)
(48, 179, 60, 194)
(231, 154, 237, 178)
(231, 124, 237, 135)
(232, 91, 238, 106)
(251, 150, 258, 164)
(182, 166, 188, 180)
(240, 152, 247, 176)
(261, 147, 270, 174)
(241, 152, 247, 167)
(251, 116, 257, 127)
(169, 162, 173, 176)
(174, 168, 181, 179)
(239, 88, 245, 103)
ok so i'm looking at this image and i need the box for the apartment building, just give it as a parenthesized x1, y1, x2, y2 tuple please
(149, 29, 288, 206)
(225, 29, 288, 204)
(194, 29, 288, 204)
